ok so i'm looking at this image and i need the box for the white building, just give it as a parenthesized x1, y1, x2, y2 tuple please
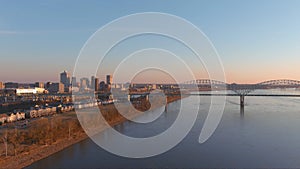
(16, 87, 45, 95)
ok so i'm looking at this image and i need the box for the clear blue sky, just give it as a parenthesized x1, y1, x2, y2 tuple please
(0, 0, 300, 83)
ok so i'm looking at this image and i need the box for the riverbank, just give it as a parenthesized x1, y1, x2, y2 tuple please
(0, 95, 184, 169)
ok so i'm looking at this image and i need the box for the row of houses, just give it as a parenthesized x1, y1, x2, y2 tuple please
(0, 112, 26, 124)
(0, 101, 103, 125)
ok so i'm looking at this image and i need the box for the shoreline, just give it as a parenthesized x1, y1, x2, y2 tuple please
(0, 95, 184, 169)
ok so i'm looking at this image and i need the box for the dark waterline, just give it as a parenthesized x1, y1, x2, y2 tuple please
(27, 89, 300, 168)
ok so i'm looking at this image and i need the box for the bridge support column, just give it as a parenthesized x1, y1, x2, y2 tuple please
(240, 95, 245, 107)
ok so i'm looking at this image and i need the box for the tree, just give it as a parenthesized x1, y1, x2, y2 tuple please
(7, 128, 21, 156)
(1, 130, 8, 157)
(68, 121, 76, 140)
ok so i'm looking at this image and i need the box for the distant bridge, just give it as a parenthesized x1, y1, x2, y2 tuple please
(183, 79, 300, 91)
(182, 79, 300, 107)
(183, 79, 300, 87)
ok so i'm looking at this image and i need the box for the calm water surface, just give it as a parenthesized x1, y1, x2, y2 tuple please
(27, 89, 300, 168)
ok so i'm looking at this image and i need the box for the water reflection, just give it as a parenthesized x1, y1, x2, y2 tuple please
(240, 105, 245, 118)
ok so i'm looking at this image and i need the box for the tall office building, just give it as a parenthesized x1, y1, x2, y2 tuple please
(80, 78, 90, 89)
(60, 71, 70, 87)
(94, 77, 99, 91)
(106, 75, 113, 85)
(99, 81, 105, 91)
(71, 77, 77, 87)
(91, 76, 95, 89)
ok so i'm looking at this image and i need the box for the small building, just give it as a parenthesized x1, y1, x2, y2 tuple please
(29, 110, 38, 118)
(4, 82, 19, 89)
(0, 114, 8, 124)
(16, 112, 25, 120)
(0, 82, 4, 89)
(46, 82, 65, 94)
(7, 113, 17, 123)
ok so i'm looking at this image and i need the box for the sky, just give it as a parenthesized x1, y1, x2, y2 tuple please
(0, 0, 300, 83)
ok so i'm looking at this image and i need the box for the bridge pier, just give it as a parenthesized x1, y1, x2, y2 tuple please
(240, 95, 245, 107)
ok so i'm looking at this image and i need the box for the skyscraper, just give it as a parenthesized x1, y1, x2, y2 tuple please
(91, 76, 95, 89)
(60, 71, 70, 87)
(71, 77, 77, 87)
(106, 75, 113, 85)
(95, 77, 99, 91)
(80, 78, 90, 90)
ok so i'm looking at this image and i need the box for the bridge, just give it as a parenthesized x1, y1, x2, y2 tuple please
(183, 79, 300, 89)
(182, 79, 300, 107)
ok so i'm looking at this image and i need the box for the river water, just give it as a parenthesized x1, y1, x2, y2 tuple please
(27, 89, 300, 168)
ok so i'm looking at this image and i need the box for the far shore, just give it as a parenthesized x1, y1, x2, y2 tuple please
(0, 95, 184, 169)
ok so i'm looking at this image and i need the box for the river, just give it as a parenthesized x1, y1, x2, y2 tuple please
(27, 89, 300, 168)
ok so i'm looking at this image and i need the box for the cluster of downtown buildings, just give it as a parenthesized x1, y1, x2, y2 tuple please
(0, 70, 171, 104)
(0, 71, 116, 125)
(59, 70, 115, 93)
(0, 71, 115, 95)
(59, 71, 115, 93)
(0, 71, 117, 103)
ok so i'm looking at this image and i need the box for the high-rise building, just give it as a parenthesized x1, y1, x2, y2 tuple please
(99, 81, 106, 91)
(0, 82, 4, 89)
(60, 71, 70, 87)
(95, 77, 99, 91)
(80, 78, 90, 89)
(71, 77, 77, 87)
(106, 75, 113, 85)
(91, 76, 95, 89)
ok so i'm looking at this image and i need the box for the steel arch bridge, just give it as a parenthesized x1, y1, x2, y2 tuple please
(183, 79, 300, 88)
(183, 79, 227, 85)
(182, 79, 300, 95)
(181, 79, 300, 107)
(257, 79, 300, 87)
